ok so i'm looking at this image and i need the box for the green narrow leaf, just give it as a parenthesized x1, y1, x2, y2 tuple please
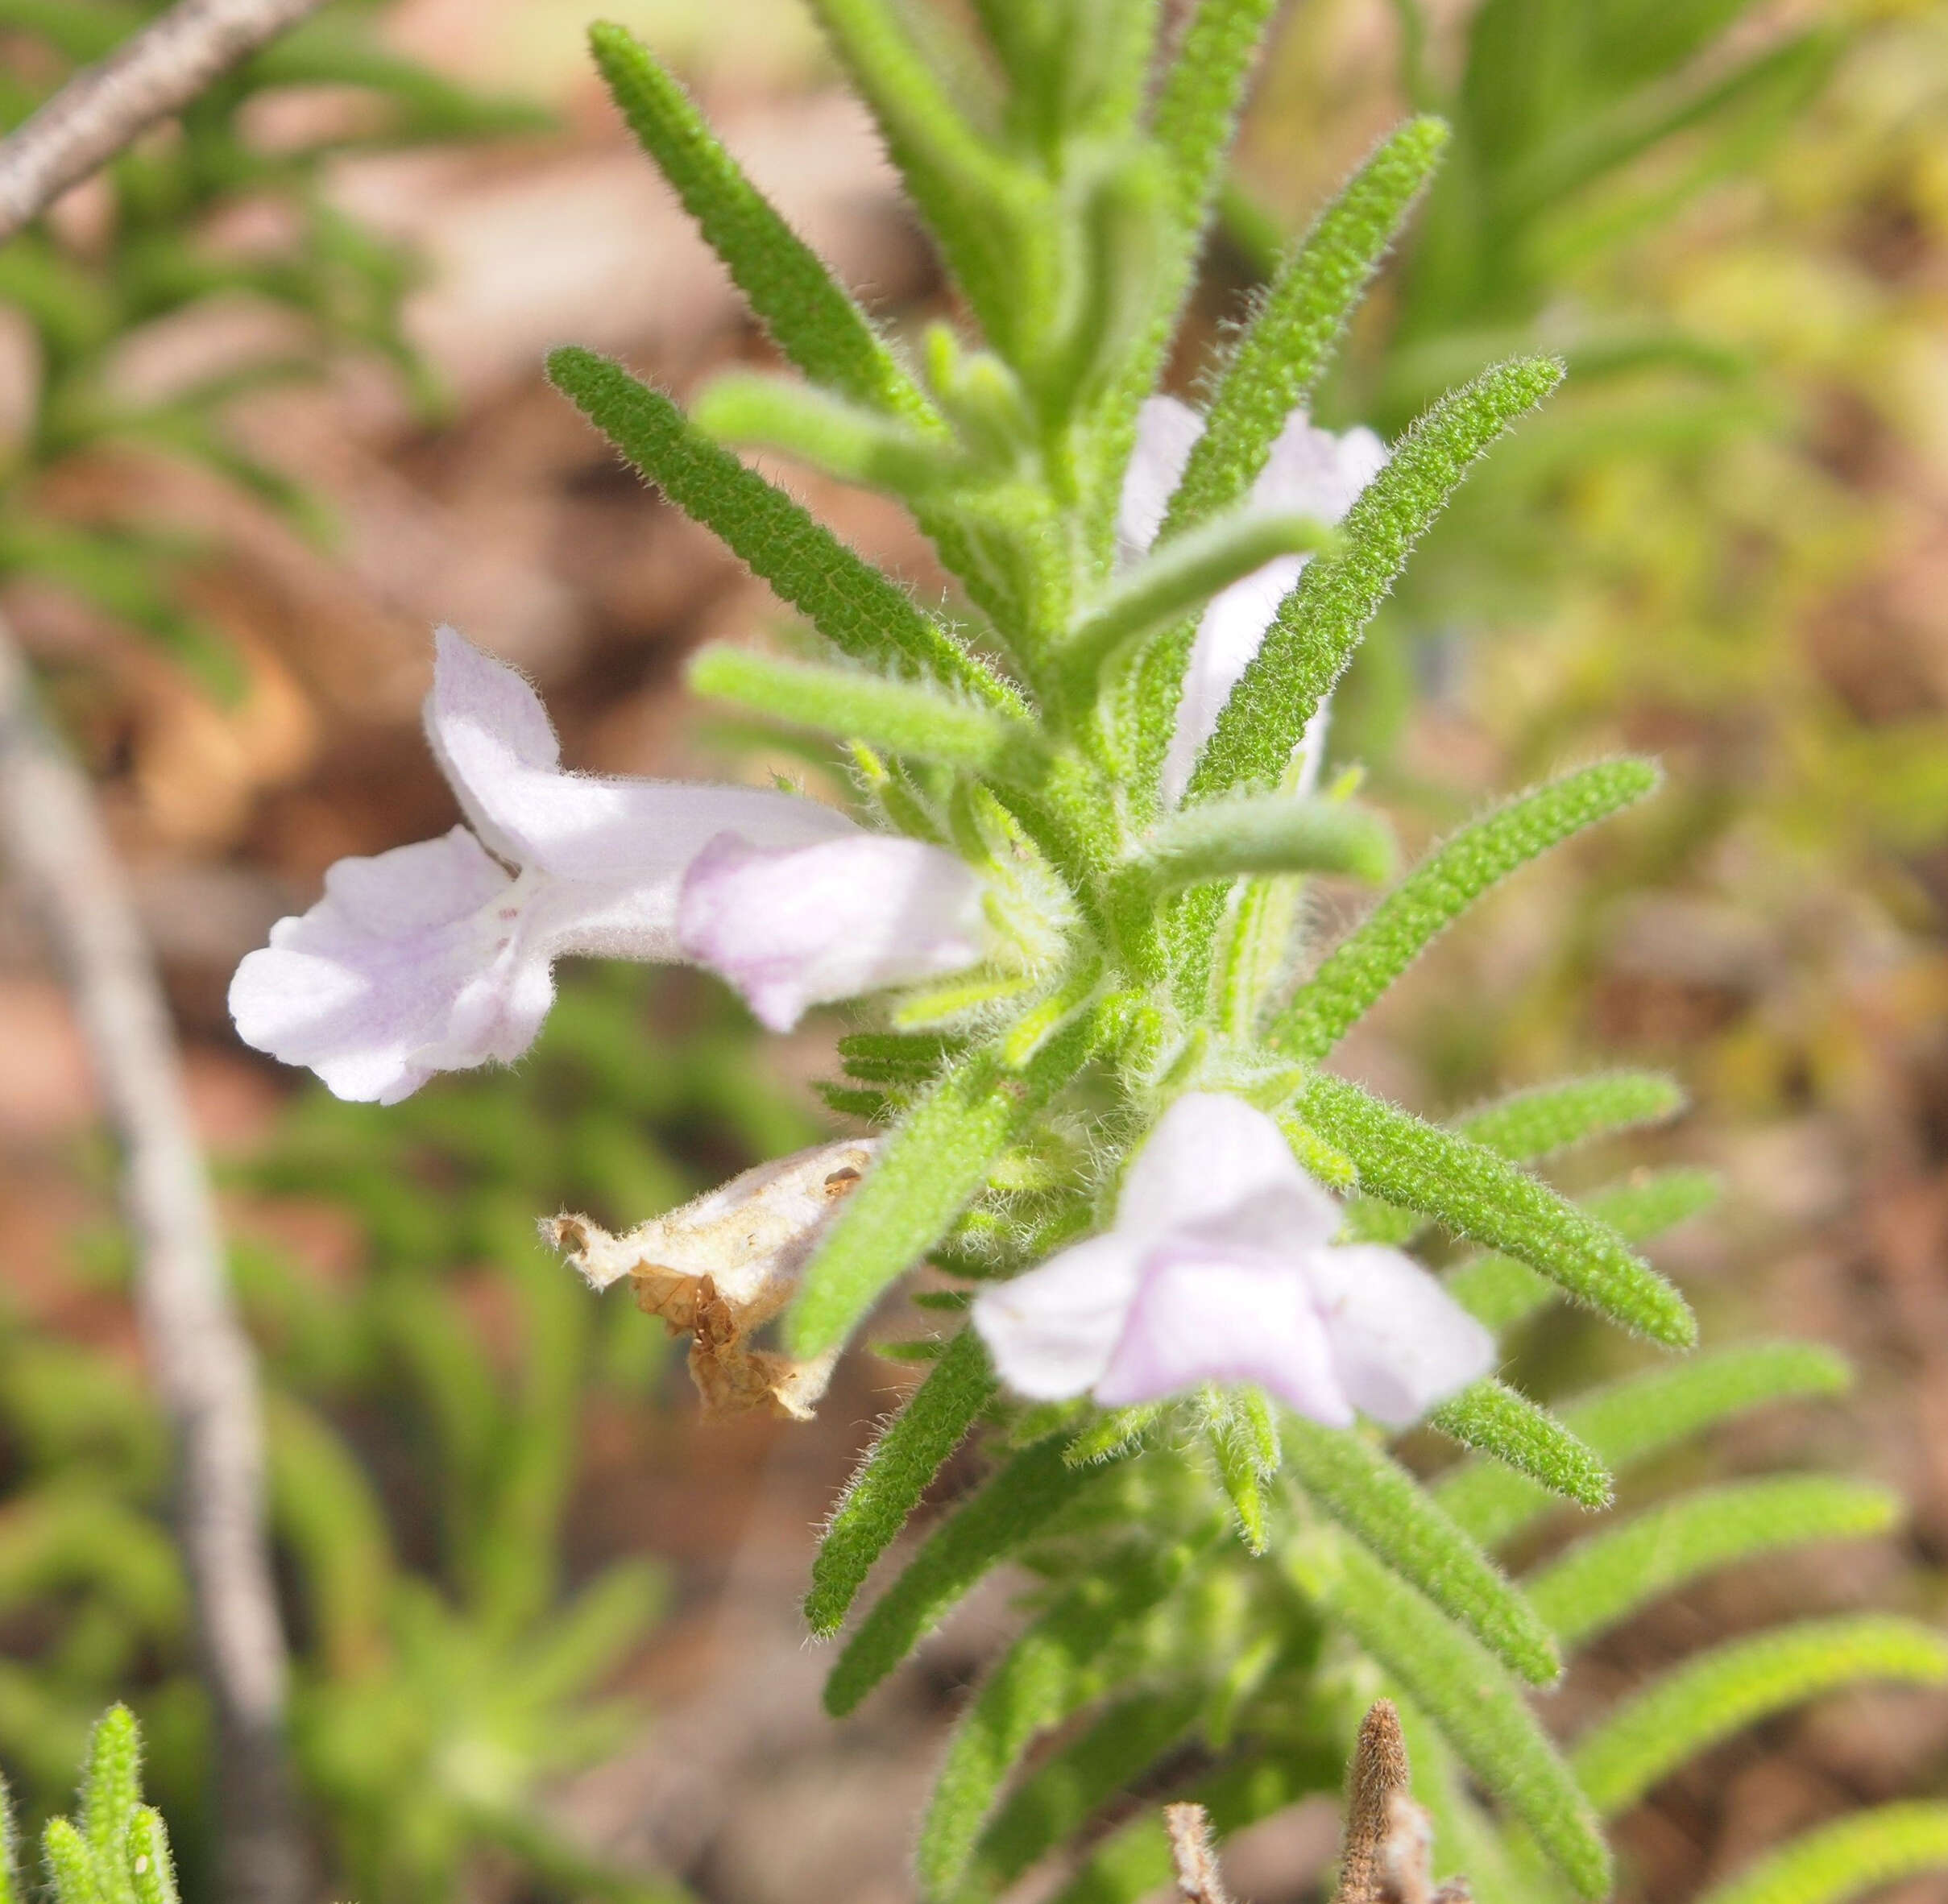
(1527, 1477, 1902, 1649)
(1323, 1544, 1609, 1898)
(806, 0, 1048, 351)
(807, 1327, 997, 1637)
(965, 1687, 1208, 1901)
(1457, 1070, 1685, 1162)
(790, 1008, 1117, 1359)
(41, 1820, 102, 1904)
(546, 348, 1018, 710)
(1296, 1072, 1696, 1347)
(1082, 0, 1279, 537)
(80, 1708, 139, 1900)
(1694, 1804, 1948, 1904)
(1446, 1166, 1721, 1334)
(1166, 117, 1450, 536)
(1436, 1341, 1852, 1549)
(1187, 357, 1564, 803)
(919, 1543, 1197, 1897)
(1336, 1071, 1689, 1252)
(1127, 793, 1395, 895)
(124, 1812, 177, 1904)
(839, 1031, 965, 1084)
(1271, 759, 1661, 1060)
(1059, 508, 1338, 697)
(1574, 1617, 1948, 1818)
(1284, 1419, 1559, 1684)
(688, 645, 1047, 781)
(1064, 1402, 1166, 1467)
(693, 374, 968, 495)
(825, 1434, 1131, 1717)
(1428, 1380, 1612, 1509)
(588, 23, 935, 423)
(1207, 1389, 1280, 1553)
(1150, 0, 1281, 230)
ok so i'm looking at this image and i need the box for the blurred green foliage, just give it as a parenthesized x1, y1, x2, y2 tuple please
(0, 970, 806, 1898)
(1238, 1, 1948, 1135)
(0, 0, 541, 696)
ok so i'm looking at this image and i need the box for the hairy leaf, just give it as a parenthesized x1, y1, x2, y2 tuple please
(587, 24, 935, 424)
(1061, 508, 1338, 698)
(1447, 1166, 1721, 1333)
(789, 1055, 1021, 1360)
(694, 374, 968, 495)
(964, 1687, 1208, 1900)
(1172, 117, 1450, 538)
(1325, 1544, 1609, 1897)
(1694, 1804, 1948, 1904)
(124, 1813, 177, 1904)
(1574, 1617, 1948, 1817)
(547, 348, 1017, 709)
(1129, 793, 1395, 895)
(806, 0, 1048, 353)
(1429, 1380, 1612, 1509)
(1457, 1070, 1685, 1162)
(1187, 357, 1564, 802)
(80, 1707, 140, 1889)
(688, 645, 1047, 781)
(825, 1434, 1129, 1716)
(40, 1821, 98, 1904)
(1272, 760, 1661, 1060)
(919, 1544, 1198, 1896)
(1437, 1341, 1853, 1549)
(1285, 1419, 1559, 1683)
(1298, 1072, 1696, 1346)
(1528, 1477, 1900, 1649)
(807, 1328, 997, 1637)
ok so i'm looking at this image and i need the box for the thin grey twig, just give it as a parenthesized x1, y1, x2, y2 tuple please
(0, 623, 306, 1904)
(0, 0, 330, 246)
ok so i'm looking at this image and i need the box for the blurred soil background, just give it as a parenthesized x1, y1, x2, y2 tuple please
(3, 2, 1948, 1902)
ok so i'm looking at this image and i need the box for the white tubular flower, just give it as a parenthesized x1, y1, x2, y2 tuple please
(972, 1092, 1493, 1428)
(1119, 395, 1387, 805)
(230, 628, 984, 1101)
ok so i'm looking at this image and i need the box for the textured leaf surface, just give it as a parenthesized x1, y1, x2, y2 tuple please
(807, 1327, 997, 1637)
(1299, 1072, 1695, 1346)
(548, 349, 1015, 708)
(919, 1546, 1196, 1896)
(1527, 1476, 1901, 1648)
(1429, 1380, 1612, 1509)
(689, 645, 1046, 780)
(1326, 1544, 1609, 1898)
(1273, 760, 1660, 1060)
(825, 1435, 1129, 1716)
(1694, 1805, 1948, 1904)
(1286, 1419, 1558, 1683)
(1436, 1342, 1852, 1549)
(1187, 358, 1564, 801)
(1574, 1617, 1948, 1816)
(588, 24, 933, 422)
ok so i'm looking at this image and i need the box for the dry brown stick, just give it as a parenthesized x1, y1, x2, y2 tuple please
(0, 623, 306, 1904)
(1334, 1701, 1471, 1904)
(0, 0, 330, 246)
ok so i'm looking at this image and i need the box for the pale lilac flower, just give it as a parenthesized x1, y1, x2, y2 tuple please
(972, 1091, 1493, 1428)
(1120, 395, 1387, 805)
(230, 628, 984, 1102)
